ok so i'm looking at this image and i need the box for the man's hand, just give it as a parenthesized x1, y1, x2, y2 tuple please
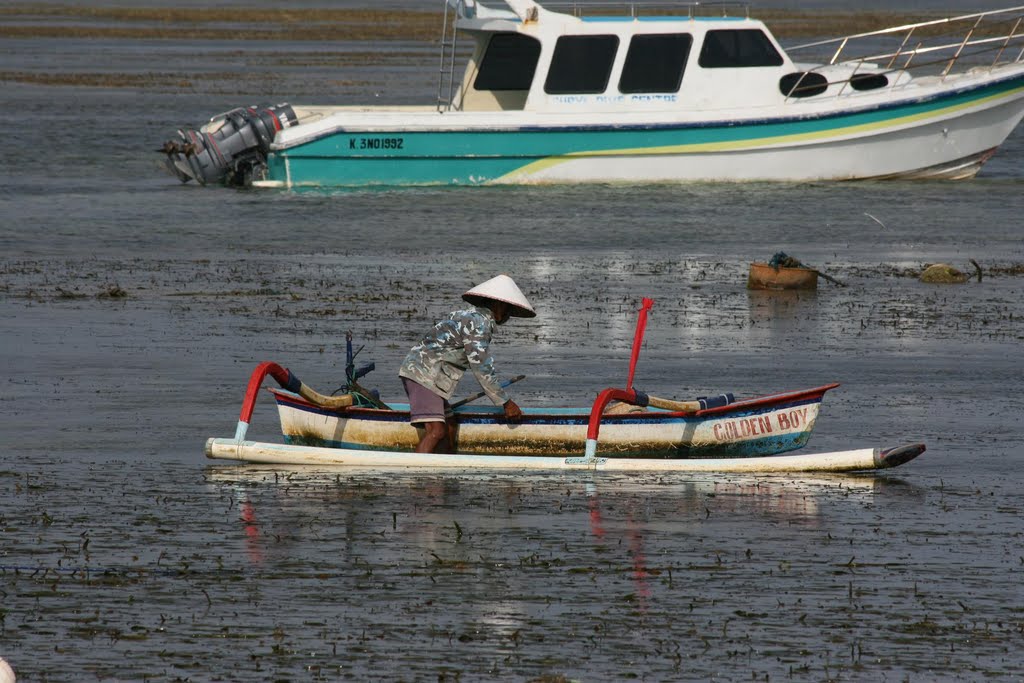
(503, 399, 523, 422)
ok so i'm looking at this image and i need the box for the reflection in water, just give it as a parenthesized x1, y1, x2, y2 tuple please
(746, 288, 819, 330)
(207, 465, 934, 680)
(239, 496, 264, 566)
(206, 466, 920, 636)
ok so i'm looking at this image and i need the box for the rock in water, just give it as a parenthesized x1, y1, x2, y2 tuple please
(920, 263, 968, 284)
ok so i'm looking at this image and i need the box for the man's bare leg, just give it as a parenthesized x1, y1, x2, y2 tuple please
(416, 421, 449, 454)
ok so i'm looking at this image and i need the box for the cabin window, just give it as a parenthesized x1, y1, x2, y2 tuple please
(545, 35, 620, 94)
(698, 29, 783, 68)
(619, 33, 693, 94)
(850, 73, 889, 91)
(474, 33, 542, 91)
(779, 72, 828, 98)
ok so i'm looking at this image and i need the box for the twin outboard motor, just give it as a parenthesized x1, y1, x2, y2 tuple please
(160, 103, 297, 186)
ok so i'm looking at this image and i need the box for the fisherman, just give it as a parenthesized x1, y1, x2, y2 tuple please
(399, 274, 536, 454)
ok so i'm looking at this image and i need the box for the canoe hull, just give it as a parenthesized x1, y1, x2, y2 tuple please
(205, 439, 925, 473)
(271, 384, 837, 459)
(747, 262, 818, 290)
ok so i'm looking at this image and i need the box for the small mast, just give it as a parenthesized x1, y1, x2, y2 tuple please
(503, 0, 542, 21)
(446, 0, 546, 22)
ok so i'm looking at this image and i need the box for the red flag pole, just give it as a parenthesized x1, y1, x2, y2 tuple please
(626, 298, 654, 391)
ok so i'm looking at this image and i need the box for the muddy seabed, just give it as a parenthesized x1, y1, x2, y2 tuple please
(2, 2, 1024, 680)
(3, 232, 1024, 681)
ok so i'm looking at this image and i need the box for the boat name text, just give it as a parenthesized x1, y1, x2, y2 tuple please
(712, 407, 812, 441)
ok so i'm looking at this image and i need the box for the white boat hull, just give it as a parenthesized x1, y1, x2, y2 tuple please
(253, 66, 1024, 187)
(502, 94, 1024, 183)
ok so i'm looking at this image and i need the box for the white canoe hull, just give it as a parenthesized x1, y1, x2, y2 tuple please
(205, 438, 925, 472)
(270, 384, 838, 458)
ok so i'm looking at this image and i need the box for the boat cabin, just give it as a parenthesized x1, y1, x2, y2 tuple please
(446, 0, 894, 114)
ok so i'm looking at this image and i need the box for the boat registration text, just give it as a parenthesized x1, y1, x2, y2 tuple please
(349, 137, 405, 150)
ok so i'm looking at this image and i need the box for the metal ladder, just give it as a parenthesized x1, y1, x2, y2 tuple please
(436, 1, 462, 112)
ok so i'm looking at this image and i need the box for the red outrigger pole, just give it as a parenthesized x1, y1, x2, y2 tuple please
(581, 298, 654, 462)
(233, 361, 355, 442)
(234, 362, 300, 442)
(626, 298, 654, 391)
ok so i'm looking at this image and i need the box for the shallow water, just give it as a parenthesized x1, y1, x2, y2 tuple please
(2, 3, 1024, 681)
(4, 461, 1023, 681)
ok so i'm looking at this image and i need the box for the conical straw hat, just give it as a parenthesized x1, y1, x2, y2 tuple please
(0, 657, 14, 683)
(463, 274, 536, 318)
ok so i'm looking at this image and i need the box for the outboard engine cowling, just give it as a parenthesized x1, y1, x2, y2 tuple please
(160, 103, 297, 186)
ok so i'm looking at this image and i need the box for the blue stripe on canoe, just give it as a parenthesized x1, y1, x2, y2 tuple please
(273, 392, 824, 425)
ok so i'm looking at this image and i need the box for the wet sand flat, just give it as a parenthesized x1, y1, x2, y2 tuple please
(3, 458, 1023, 680)
(3, 233, 1023, 679)
(1, 1, 1024, 679)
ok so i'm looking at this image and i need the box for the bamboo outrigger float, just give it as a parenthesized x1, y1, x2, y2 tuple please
(205, 299, 926, 472)
(204, 439, 925, 472)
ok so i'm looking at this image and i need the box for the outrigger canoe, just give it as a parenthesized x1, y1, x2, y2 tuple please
(205, 301, 925, 472)
(204, 364, 925, 472)
(265, 383, 833, 458)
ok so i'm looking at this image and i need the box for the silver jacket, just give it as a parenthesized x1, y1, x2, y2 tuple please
(399, 306, 510, 405)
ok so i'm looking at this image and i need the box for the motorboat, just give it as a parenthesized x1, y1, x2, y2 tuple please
(161, 1, 1024, 187)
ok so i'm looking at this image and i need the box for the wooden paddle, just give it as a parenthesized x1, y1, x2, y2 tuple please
(813, 269, 846, 287)
(604, 395, 700, 414)
(296, 384, 355, 410)
(451, 375, 526, 409)
(644, 395, 701, 413)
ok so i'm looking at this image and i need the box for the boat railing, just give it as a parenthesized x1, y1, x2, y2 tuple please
(544, 0, 750, 19)
(785, 5, 1024, 99)
(437, 0, 464, 112)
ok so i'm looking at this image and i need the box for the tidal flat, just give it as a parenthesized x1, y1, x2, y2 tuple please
(1, 1, 1024, 679)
